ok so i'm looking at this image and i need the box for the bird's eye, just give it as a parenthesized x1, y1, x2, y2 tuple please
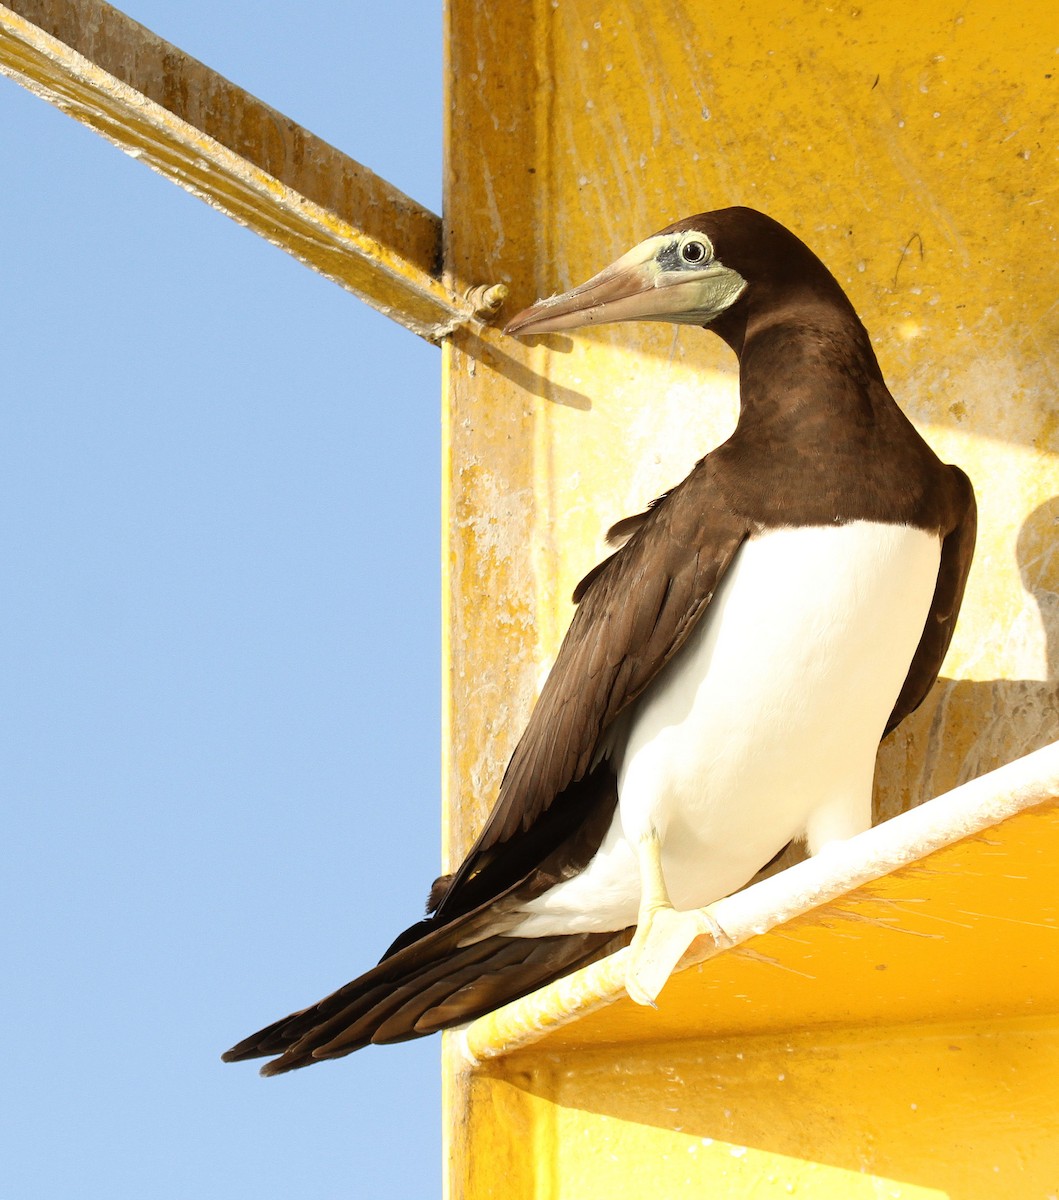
(680, 239, 708, 264)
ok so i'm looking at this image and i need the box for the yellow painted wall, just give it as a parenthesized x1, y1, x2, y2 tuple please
(443, 0, 1059, 852)
(441, 0, 1059, 1195)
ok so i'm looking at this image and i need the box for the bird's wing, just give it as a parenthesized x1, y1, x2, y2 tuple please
(435, 461, 749, 917)
(886, 465, 977, 733)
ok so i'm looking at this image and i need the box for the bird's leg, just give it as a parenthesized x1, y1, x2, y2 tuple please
(625, 829, 726, 1007)
(805, 792, 872, 857)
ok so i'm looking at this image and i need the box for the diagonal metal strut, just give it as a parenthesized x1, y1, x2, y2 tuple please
(0, 0, 482, 341)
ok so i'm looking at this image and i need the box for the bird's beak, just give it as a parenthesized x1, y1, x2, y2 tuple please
(505, 235, 745, 336)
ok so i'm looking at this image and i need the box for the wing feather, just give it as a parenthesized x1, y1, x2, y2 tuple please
(436, 460, 749, 916)
(886, 465, 977, 733)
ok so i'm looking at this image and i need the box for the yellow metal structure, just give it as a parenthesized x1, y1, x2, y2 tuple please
(449, 749, 1059, 1198)
(5, 0, 1056, 1193)
(442, 1, 1059, 1196)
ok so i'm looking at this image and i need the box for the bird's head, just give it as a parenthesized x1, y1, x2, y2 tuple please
(505, 207, 848, 350)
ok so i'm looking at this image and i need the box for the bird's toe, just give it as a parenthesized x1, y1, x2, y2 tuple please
(624, 906, 721, 1007)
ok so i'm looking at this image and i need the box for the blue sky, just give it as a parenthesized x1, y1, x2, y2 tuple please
(1, 3, 445, 1196)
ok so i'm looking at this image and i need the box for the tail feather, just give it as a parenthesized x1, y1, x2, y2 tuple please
(223, 925, 620, 1075)
(224, 764, 624, 1074)
(368, 940, 536, 1045)
(410, 933, 608, 1036)
(352, 931, 612, 1047)
(287, 935, 512, 1061)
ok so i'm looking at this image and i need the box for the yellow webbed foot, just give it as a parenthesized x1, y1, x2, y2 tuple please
(624, 905, 725, 1007)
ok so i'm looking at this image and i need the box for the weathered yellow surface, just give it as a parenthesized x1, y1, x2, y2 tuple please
(443, 0, 1059, 1196)
(0, 0, 476, 339)
(443, 0, 1059, 851)
(456, 1018, 1059, 1200)
(451, 789, 1059, 1196)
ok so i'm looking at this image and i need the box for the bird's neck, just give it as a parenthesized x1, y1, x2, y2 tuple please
(731, 307, 888, 436)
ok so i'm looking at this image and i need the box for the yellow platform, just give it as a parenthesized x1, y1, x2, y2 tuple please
(447, 745, 1059, 1199)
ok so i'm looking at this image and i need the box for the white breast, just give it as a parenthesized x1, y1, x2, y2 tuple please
(512, 521, 942, 936)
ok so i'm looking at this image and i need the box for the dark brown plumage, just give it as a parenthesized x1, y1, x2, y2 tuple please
(223, 208, 975, 1074)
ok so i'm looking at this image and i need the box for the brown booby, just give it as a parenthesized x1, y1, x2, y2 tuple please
(223, 207, 975, 1074)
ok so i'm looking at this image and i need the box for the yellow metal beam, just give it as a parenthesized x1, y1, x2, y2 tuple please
(456, 1016, 1059, 1200)
(0, 0, 484, 341)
